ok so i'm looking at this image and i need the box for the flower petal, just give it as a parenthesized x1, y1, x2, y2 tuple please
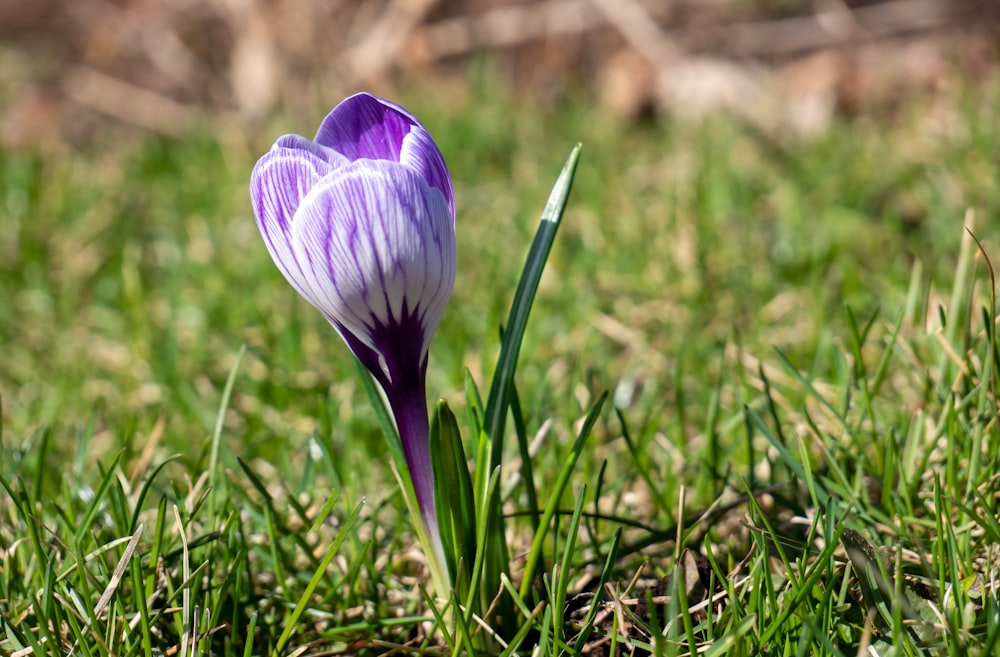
(289, 159, 456, 372)
(399, 126, 455, 220)
(273, 134, 350, 168)
(314, 93, 454, 216)
(250, 147, 334, 301)
(314, 93, 411, 162)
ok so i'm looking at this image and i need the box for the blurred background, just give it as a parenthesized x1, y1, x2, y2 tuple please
(0, 0, 996, 145)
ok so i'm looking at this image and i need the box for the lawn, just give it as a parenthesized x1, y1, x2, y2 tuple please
(1, 68, 999, 655)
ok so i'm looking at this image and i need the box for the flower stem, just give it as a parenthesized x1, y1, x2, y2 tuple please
(388, 380, 436, 529)
(386, 375, 450, 593)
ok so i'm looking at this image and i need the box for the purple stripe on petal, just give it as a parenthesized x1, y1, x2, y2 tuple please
(273, 134, 351, 168)
(315, 93, 414, 164)
(250, 149, 333, 303)
(399, 128, 455, 219)
(294, 189, 381, 347)
(289, 159, 456, 369)
(315, 93, 454, 216)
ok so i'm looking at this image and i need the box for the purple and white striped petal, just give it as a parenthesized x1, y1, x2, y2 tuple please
(314, 93, 412, 163)
(273, 133, 351, 169)
(314, 93, 454, 218)
(289, 159, 456, 381)
(398, 125, 454, 220)
(250, 147, 334, 303)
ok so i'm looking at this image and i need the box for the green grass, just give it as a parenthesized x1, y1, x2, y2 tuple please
(2, 67, 1000, 655)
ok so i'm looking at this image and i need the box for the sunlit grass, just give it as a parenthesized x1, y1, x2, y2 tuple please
(2, 70, 1000, 654)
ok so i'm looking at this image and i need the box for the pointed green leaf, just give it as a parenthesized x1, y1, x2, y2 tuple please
(484, 144, 582, 468)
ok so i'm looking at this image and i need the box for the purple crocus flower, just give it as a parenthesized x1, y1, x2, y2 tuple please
(250, 92, 456, 534)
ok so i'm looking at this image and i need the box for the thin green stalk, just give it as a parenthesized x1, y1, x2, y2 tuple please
(519, 392, 606, 600)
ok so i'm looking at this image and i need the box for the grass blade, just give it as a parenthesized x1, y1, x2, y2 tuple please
(484, 144, 582, 467)
(519, 391, 606, 599)
(208, 344, 245, 520)
(274, 497, 363, 654)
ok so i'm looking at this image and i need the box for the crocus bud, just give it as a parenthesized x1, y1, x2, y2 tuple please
(250, 92, 456, 531)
